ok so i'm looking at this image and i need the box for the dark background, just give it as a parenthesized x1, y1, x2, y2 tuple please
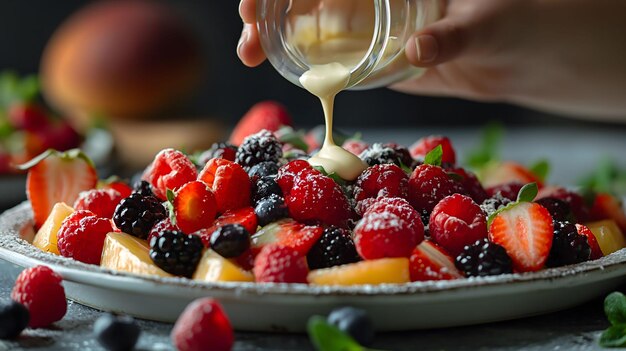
(0, 0, 620, 130)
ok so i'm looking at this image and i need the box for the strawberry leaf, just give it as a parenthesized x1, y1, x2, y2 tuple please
(529, 159, 550, 183)
(516, 183, 538, 203)
(424, 145, 443, 167)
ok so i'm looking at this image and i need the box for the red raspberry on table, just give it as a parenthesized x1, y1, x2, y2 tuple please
(57, 210, 114, 265)
(408, 164, 465, 219)
(342, 139, 369, 156)
(171, 298, 234, 351)
(11, 266, 66, 328)
(354, 210, 424, 260)
(276, 159, 313, 195)
(142, 148, 197, 200)
(285, 171, 352, 226)
(429, 194, 488, 257)
(173, 180, 218, 234)
(354, 164, 408, 203)
(410, 135, 456, 165)
(253, 244, 308, 283)
(198, 158, 251, 214)
(73, 189, 124, 219)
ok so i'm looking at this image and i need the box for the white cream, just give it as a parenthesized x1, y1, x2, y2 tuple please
(299, 63, 368, 181)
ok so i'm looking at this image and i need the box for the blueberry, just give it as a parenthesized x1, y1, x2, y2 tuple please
(248, 161, 280, 181)
(252, 177, 283, 204)
(327, 307, 375, 346)
(210, 224, 251, 258)
(0, 301, 29, 339)
(254, 195, 288, 227)
(93, 313, 140, 351)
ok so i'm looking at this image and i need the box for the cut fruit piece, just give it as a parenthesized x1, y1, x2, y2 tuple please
(585, 220, 626, 256)
(32, 202, 74, 255)
(409, 240, 463, 281)
(480, 161, 542, 189)
(308, 258, 410, 286)
(251, 219, 323, 256)
(589, 193, 626, 233)
(193, 250, 254, 283)
(100, 232, 172, 278)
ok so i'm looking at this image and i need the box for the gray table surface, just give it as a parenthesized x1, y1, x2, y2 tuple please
(1, 125, 625, 351)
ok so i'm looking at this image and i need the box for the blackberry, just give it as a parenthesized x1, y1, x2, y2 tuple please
(197, 142, 237, 166)
(94, 313, 140, 351)
(546, 221, 591, 267)
(480, 194, 513, 217)
(535, 197, 574, 222)
(254, 194, 288, 226)
(385, 143, 414, 168)
(210, 224, 250, 258)
(307, 227, 361, 270)
(113, 193, 166, 239)
(149, 230, 203, 277)
(358, 143, 408, 167)
(0, 301, 29, 339)
(132, 180, 154, 197)
(248, 161, 280, 181)
(252, 176, 283, 204)
(327, 307, 375, 346)
(235, 130, 283, 171)
(455, 239, 513, 277)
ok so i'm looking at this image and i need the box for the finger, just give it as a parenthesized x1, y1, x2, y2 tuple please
(239, 0, 256, 23)
(237, 24, 266, 67)
(405, 18, 469, 67)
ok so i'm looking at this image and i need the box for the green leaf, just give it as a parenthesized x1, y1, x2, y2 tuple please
(399, 161, 413, 174)
(276, 126, 309, 151)
(600, 325, 626, 347)
(605, 292, 626, 326)
(313, 165, 329, 176)
(517, 183, 538, 203)
(424, 145, 443, 167)
(166, 189, 176, 204)
(465, 122, 504, 170)
(308, 316, 363, 351)
(529, 159, 550, 183)
(0, 71, 40, 108)
(165, 189, 177, 225)
(578, 158, 626, 196)
(313, 165, 347, 185)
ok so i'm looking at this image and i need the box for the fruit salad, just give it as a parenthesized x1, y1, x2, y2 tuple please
(22, 101, 626, 286)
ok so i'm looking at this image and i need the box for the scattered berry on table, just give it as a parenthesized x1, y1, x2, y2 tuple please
(235, 129, 283, 172)
(307, 226, 361, 270)
(132, 180, 155, 197)
(11, 265, 66, 328)
(197, 142, 237, 165)
(354, 210, 423, 260)
(546, 221, 591, 267)
(252, 176, 283, 204)
(410, 135, 456, 164)
(253, 244, 309, 283)
(57, 210, 114, 264)
(93, 313, 141, 351)
(358, 143, 409, 167)
(73, 188, 124, 219)
(229, 100, 292, 146)
(409, 240, 463, 281)
(0, 301, 29, 339)
(575, 224, 603, 260)
(354, 164, 408, 203)
(149, 230, 204, 278)
(198, 158, 251, 214)
(535, 197, 574, 222)
(174, 180, 217, 234)
(113, 193, 167, 240)
(254, 194, 288, 226)
(327, 306, 375, 346)
(429, 194, 488, 257)
(455, 238, 513, 277)
(248, 161, 280, 181)
(408, 164, 465, 220)
(142, 148, 198, 200)
(172, 298, 234, 351)
(210, 224, 251, 258)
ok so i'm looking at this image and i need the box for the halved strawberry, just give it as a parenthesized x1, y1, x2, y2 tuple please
(409, 240, 463, 281)
(250, 219, 323, 256)
(196, 207, 257, 247)
(20, 149, 97, 229)
(589, 193, 626, 233)
(229, 101, 293, 146)
(575, 224, 603, 260)
(481, 161, 543, 189)
(488, 202, 553, 272)
(198, 158, 251, 214)
(174, 180, 218, 234)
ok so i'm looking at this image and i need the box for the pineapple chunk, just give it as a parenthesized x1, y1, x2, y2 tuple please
(100, 232, 172, 278)
(32, 202, 74, 254)
(193, 250, 254, 282)
(308, 258, 410, 286)
(586, 220, 626, 256)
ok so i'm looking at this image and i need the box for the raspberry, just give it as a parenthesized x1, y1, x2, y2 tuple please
(354, 210, 424, 260)
(197, 142, 237, 165)
(103, 180, 133, 198)
(174, 180, 218, 234)
(149, 230, 204, 278)
(546, 221, 591, 267)
(448, 167, 488, 204)
(455, 239, 513, 277)
(142, 148, 198, 200)
(11, 266, 66, 328)
(410, 135, 456, 164)
(210, 224, 251, 258)
(198, 158, 251, 214)
(487, 182, 526, 201)
(73, 188, 124, 219)
(253, 244, 309, 283)
(363, 197, 424, 234)
(285, 171, 352, 226)
(113, 193, 167, 239)
(57, 210, 114, 264)
(307, 227, 361, 269)
(353, 164, 408, 203)
(358, 143, 409, 167)
(408, 164, 465, 218)
(276, 159, 313, 194)
(235, 130, 283, 172)
(342, 139, 369, 156)
(429, 194, 488, 257)
(171, 298, 234, 351)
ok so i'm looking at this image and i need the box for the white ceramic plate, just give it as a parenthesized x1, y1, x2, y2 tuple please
(1, 202, 626, 332)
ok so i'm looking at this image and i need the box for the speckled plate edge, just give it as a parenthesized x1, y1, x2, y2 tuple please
(2, 202, 626, 298)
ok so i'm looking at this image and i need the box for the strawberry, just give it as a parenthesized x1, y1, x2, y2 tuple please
(198, 158, 251, 214)
(253, 244, 308, 283)
(7, 103, 50, 132)
(196, 207, 257, 247)
(250, 219, 323, 256)
(171, 298, 234, 351)
(57, 210, 114, 264)
(488, 202, 554, 272)
(21, 149, 98, 229)
(276, 159, 313, 195)
(481, 161, 543, 189)
(73, 188, 124, 219)
(142, 148, 197, 201)
(410, 135, 456, 165)
(353, 164, 409, 203)
(589, 193, 626, 233)
(173, 181, 218, 234)
(575, 224, 603, 260)
(409, 240, 463, 281)
(229, 101, 293, 146)
(354, 210, 423, 260)
(11, 266, 67, 328)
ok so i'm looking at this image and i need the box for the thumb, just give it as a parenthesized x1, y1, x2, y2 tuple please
(405, 19, 469, 67)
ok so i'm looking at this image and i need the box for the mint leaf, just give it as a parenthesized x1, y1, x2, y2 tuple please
(529, 159, 550, 183)
(605, 292, 626, 326)
(465, 122, 504, 170)
(600, 325, 626, 347)
(516, 183, 538, 203)
(313, 165, 329, 176)
(424, 145, 443, 167)
(399, 161, 413, 174)
(276, 126, 309, 152)
(308, 316, 363, 351)
(313, 165, 346, 185)
(165, 189, 177, 225)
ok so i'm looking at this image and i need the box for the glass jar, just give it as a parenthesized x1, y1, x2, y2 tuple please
(257, 0, 442, 90)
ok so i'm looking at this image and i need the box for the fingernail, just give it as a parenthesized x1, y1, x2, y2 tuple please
(237, 25, 250, 57)
(415, 35, 438, 63)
